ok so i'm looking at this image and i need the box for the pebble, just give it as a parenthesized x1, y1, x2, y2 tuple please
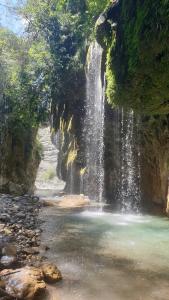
(0, 194, 42, 266)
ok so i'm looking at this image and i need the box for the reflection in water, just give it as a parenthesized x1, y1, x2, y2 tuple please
(39, 207, 169, 300)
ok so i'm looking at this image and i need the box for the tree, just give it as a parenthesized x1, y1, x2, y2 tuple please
(0, 26, 51, 134)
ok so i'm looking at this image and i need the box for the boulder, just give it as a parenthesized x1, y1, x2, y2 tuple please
(0, 266, 46, 299)
(0, 214, 10, 223)
(41, 263, 62, 283)
(57, 195, 90, 208)
(0, 256, 16, 268)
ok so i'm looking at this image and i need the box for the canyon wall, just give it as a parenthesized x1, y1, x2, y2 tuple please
(0, 127, 41, 195)
(98, 0, 169, 212)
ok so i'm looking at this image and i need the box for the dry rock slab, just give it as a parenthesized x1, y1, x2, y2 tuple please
(0, 266, 46, 299)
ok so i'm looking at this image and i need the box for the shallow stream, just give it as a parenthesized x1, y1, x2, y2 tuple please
(40, 206, 169, 300)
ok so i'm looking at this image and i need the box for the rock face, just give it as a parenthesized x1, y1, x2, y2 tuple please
(104, 105, 169, 213)
(52, 3, 169, 214)
(103, 0, 169, 115)
(0, 128, 41, 195)
(0, 267, 46, 299)
(104, 104, 121, 206)
(97, 1, 169, 213)
(140, 116, 169, 212)
(53, 69, 86, 195)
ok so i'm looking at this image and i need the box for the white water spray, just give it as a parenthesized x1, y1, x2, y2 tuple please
(120, 109, 141, 213)
(83, 41, 105, 204)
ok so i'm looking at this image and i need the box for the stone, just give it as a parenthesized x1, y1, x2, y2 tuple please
(0, 214, 10, 223)
(0, 194, 40, 266)
(0, 256, 16, 268)
(41, 263, 62, 283)
(31, 237, 36, 243)
(0, 224, 5, 232)
(57, 195, 90, 208)
(23, 247, 40, 255)
(0, 266, 46, 299)
(2, 244, 17, 257)
(12, 196, 21, 202)
(3, 228, 12, 236)
(31, 196, 39, 202)
(16, 212, 26, 219)
(25, 230, 35, 238)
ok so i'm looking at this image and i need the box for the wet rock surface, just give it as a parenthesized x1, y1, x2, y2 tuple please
(41, 263, 62, 283)
(0, 264, 62, 299)
(0, 267, 46, 299)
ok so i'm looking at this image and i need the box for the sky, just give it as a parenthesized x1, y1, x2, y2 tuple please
(0, 0, 25, 35)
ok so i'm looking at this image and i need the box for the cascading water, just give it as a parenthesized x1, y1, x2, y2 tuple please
(83, 41, 105, 204)
(119, 109, 141, 213)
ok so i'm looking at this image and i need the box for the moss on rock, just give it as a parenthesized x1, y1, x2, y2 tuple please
(105, 0, 169, 115)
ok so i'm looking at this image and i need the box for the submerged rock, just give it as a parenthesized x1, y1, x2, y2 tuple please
(0, 266, 46, 299)
(42, 263, 62, 283)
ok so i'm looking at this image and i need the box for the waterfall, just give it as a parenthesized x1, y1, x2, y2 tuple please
(119, 109, 141, 213)
(83, 41, 105, 203)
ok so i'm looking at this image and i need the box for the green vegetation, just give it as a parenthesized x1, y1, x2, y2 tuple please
(2, 0, 169, 131)
(105, 0, 169, 115)
(106, 37, 116, 107)
(0, 0, 111, 136)
(20, 0, 110, 130)
(0, 28, 51, 135)
(0, 0, 111, 192)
